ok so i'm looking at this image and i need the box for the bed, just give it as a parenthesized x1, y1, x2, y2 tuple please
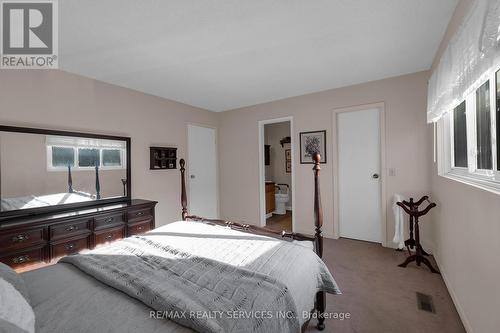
(0, 192, 93, 211)
(1, 164, 100, 212)
(17, 153, 339, 333)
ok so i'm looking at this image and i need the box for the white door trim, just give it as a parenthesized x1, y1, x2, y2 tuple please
(332, 102, 387, 246)
(258, 116, 295, 230)
(186, 123, 220, 219)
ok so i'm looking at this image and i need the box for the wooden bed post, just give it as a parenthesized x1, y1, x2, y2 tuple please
(313, 153, 323, 258)
(313, 152, 326, 331)
(95, 164, 101, 200)
(179, 154, 328, 331)
(68, 164, 73, 193)
(180, 159, 188, 220)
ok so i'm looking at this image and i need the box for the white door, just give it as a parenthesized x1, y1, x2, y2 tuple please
(187, 125, 218, 218)
(338, 108, 382, 243)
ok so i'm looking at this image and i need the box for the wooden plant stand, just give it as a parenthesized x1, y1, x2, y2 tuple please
(397, 196, 439, 274)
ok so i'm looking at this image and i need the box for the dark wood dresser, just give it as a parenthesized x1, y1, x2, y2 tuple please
(0, 199, 157, 272)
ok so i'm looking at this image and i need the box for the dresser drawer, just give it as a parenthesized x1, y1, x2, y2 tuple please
(51, 236, 89, 259)
(50, 219, 91, 240)
(127, 207, 152, 222)
(94, 226, 124, 247)
(94, 212, 125, 230)
(0, 228, 45, 252)
(127, 220, 152, 236)
(0, 247, 44, 269)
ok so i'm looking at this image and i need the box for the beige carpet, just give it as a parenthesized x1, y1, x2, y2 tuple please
(305, 238, 465, 333)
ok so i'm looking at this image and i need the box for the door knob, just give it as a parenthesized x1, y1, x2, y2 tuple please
(372, 173, 380, 179)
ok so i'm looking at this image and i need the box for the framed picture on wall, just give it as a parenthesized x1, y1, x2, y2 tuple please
(299, 130, 326, 164)
(285, 149, 291, 173)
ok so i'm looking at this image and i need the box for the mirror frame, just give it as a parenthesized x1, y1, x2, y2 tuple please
(0, 125, 131, 220)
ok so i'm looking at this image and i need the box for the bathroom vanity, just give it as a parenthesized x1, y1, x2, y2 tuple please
(265, 181, 275, 214)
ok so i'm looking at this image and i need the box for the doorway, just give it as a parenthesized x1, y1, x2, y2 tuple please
(258, 117, 295, 231)
(187, 124, 218, 218)
(337, 107, 383, 243)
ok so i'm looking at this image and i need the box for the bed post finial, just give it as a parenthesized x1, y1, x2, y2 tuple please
(313, 152, 326, 331)
(180, 159, 188, 220)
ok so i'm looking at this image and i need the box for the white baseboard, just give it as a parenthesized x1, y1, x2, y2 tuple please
(286, 206, 292, 211)
(265, 213, 272, 219)
(433, 253, 473, 333)
(323, 232, 336, 239)
(381, 242, 471, 332)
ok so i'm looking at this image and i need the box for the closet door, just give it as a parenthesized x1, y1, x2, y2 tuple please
(187, 125, 218, 219)
(337, 108, 382, 243)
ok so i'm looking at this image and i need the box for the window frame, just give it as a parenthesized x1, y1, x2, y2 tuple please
(47, 145, 126, 171)
(440, 70, 500, 192)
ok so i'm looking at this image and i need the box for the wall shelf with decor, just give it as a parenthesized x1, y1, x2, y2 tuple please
(150, 147, 177, 170)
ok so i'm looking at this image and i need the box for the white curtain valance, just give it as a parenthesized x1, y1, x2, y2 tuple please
(46, 136, 126, 149)
(427, 0, 500, 123)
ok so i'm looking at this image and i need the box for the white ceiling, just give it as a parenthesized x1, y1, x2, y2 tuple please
(60, 0, 458, 111)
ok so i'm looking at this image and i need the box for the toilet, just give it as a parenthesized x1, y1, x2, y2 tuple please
(275, 190, 289, 215)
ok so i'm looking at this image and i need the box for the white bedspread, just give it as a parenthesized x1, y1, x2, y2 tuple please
(1, 192, 92, 211)
(61, 221, 340, 333)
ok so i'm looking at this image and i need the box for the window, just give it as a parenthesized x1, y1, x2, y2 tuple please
(78, 148, 100, 167)
(51, 147, 75, 167)
(440, 70, 500, 192)
(453, 101, 468, 168)
(102, 149, 122, 167)
(476, 81, 492, 170)
(497, 70, 500, 171)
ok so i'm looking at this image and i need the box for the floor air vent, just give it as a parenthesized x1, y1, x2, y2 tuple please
(416, 292, 435, 313)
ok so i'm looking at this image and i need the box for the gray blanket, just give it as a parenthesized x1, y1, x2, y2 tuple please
(61, 237, 299, 333)
(61, 221, 340, 333)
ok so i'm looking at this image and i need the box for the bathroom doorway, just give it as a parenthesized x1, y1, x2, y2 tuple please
(258, 117, 294, 232)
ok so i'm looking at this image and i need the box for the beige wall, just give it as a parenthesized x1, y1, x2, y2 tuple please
(429, 1, 499, 332)
(264, 122, 292, 207)
(0, 70, 218, 225)
(219, 71, 432, 245)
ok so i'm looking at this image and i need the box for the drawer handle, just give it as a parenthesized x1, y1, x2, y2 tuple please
(65, 225, 78, 232)
(104, 217, 114, 223)
(12, 255, 30, 264)
(11, 234, 29, 243)
(105, 234, 113, 240)
(136, 212, 144, 217)
(65, 243, 77, 251)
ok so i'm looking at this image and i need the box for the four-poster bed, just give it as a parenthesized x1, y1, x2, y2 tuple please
(4, 152, 338, 333)
(179, 153, 330, 331)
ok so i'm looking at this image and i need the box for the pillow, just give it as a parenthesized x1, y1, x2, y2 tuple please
(0, 263, 30, 303)
(0, 278, 35, 333)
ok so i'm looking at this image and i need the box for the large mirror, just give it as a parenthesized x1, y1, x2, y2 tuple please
(0, 126, 131, 218)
